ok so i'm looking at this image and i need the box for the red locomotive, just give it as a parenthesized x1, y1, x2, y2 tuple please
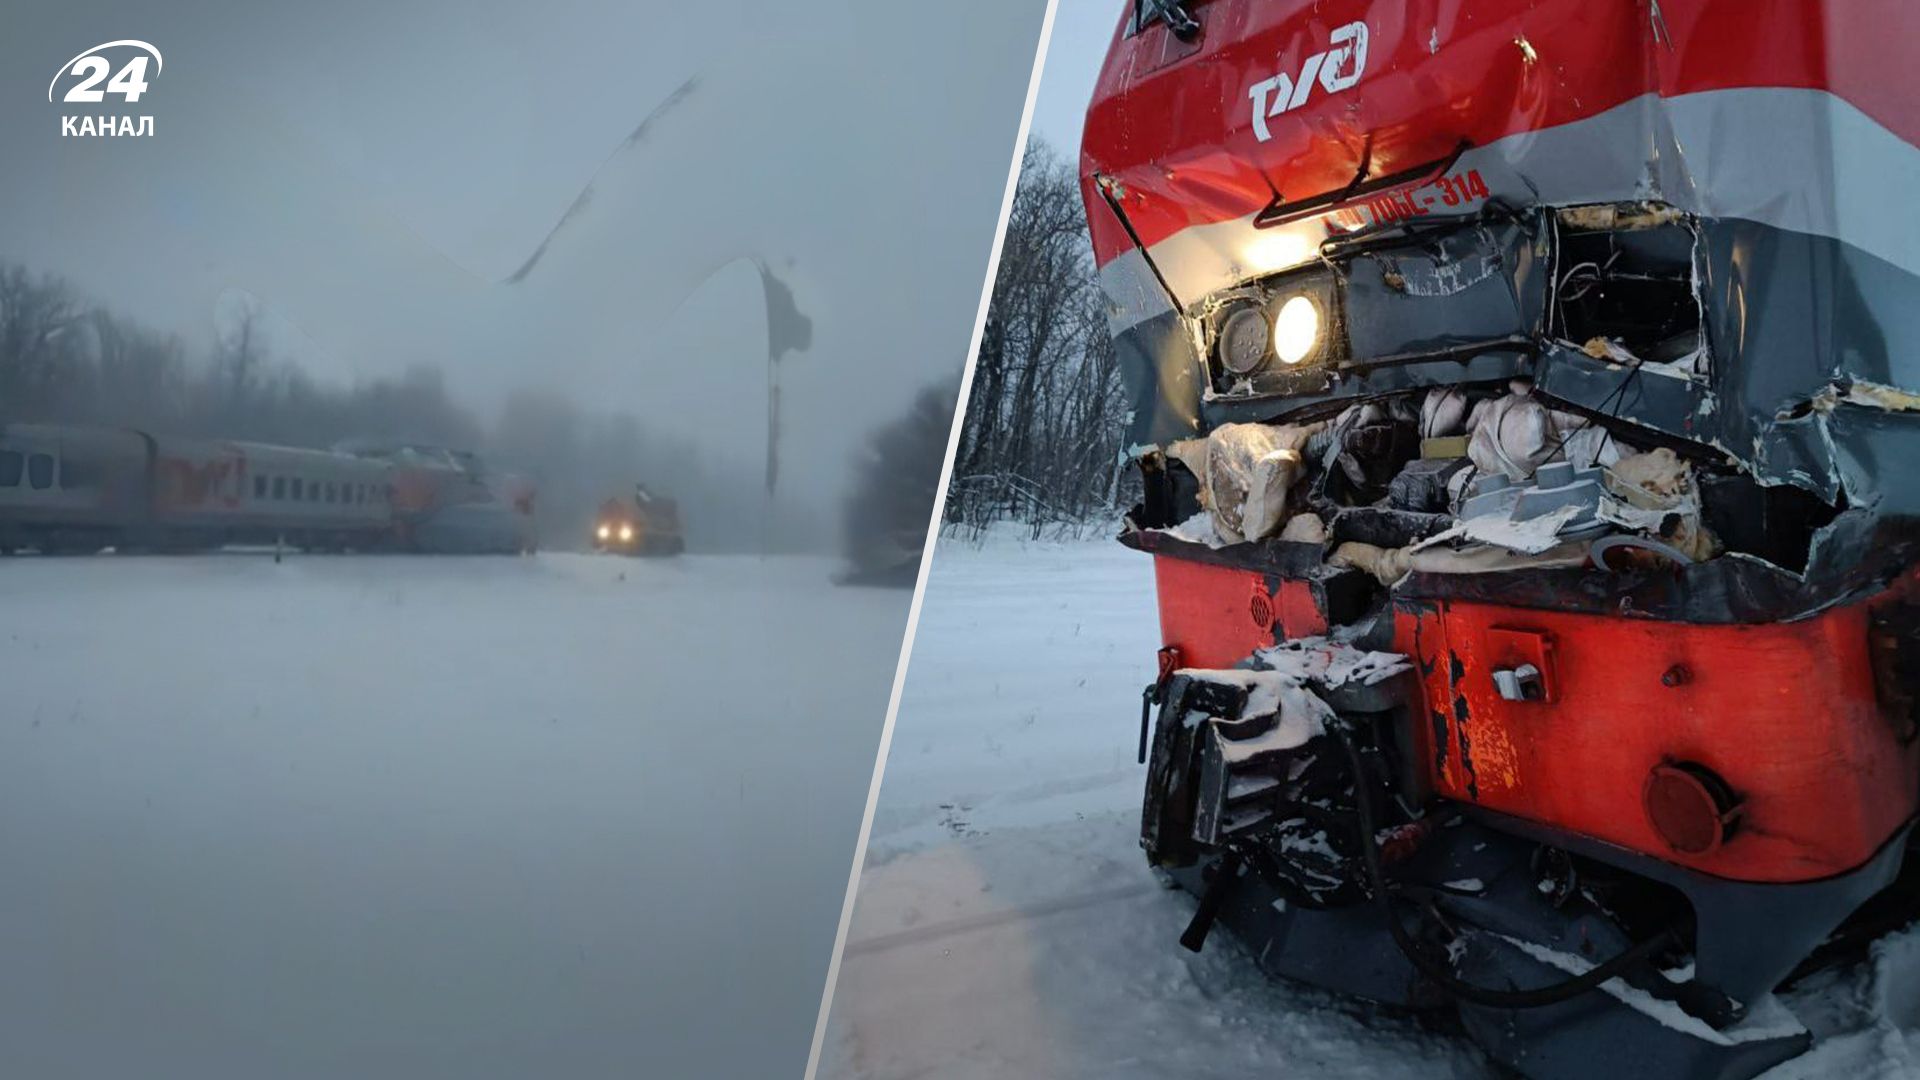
(1084, 2, 1920, 1076)
(592, 484, 685, 556)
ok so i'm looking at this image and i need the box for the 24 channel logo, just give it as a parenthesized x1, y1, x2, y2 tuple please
(48, 40, 162, 138)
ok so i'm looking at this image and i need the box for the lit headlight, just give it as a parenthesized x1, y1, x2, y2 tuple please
(618, 524, 634, 542)
(1272, 295, 1321, 366)
(596, 524, 611, 541)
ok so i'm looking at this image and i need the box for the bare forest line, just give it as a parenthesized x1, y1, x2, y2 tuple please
(947, 139, 1134, 539)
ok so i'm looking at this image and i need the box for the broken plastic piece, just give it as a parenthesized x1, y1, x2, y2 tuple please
(1492, 663, 1545, 701)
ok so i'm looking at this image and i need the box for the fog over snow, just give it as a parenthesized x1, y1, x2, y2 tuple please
(0, 2, 1050, 1076)
(0, 0, 1048, 517)
(0, 553, 915, 1078)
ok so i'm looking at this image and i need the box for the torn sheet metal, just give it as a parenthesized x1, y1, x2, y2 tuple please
(1085, 0, 1920, 559)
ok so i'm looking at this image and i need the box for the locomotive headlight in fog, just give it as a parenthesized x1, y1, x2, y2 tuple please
(597, 524, 611, 541)
(618, 524, 634, 542)
(1272, 295, 1321, 366)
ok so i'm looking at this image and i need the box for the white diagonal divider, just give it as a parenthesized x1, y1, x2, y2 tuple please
(801, 2, 1064, 1074)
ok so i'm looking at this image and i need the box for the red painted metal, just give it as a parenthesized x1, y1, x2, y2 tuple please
(1391, 592, 1920, 882)
(1082, 0, 1916, 267)
(1149, 551, 1920, 883)
(1152, 557, 1328, 667)
(1116, 0, 1920, 889)
(154, 445, 246, 511)
(1154, 557, 1274, 667)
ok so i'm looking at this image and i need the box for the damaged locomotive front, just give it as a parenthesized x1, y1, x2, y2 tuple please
(1083, 4, 1920, 1079)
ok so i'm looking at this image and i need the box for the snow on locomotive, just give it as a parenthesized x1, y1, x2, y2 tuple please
(1083, 2, 1919, 1078)
(0, 422, 534, 555)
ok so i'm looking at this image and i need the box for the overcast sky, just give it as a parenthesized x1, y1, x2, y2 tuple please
(1028, 3, 1123, 156)
(1, 0, 1048, 508)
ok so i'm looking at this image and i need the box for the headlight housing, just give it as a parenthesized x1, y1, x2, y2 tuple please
(1207, 269, 1339, 394)
(596, 524, 611, 541)
(618, 524, 634, 542)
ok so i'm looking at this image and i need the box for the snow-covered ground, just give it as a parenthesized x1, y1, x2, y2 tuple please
(0, 552, 905, 1079)
(819, 529, 1920, 1080)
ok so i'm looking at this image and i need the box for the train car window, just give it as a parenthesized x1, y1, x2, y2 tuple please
(253, 476, 267, 499)
(326, 482, 338, 504)
(271, 476, 285, 499)
(28, 453, 54, 490)
(290, 478, 304, 501)
(0, 450, 24, 487)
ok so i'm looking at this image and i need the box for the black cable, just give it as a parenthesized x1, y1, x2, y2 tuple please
(1337, 735, 1680, 1008)
(1527, 292, 1668, 486)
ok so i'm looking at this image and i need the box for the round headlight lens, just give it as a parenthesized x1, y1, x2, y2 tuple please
(596, 524, 611, 540)
(1217, 305, 1271, 376)
(618, 524, 634, 542)
(1272, 295, 1321, 366)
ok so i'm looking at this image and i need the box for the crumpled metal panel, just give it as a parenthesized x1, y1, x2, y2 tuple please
(1535, 219, 1920, 525)
(1085, 0, 1920, 538)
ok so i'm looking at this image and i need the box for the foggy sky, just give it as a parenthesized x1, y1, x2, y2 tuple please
(1028, 3, 1123, 156)
(0, 0, 1048, 506)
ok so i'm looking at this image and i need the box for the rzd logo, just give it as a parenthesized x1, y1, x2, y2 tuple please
(48, 39, 162, 138)
(1247, 22, 1368, 143)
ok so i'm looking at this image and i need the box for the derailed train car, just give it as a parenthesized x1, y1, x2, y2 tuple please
(0, 423, 534, 554)
(1085, 2, 1919, 1077)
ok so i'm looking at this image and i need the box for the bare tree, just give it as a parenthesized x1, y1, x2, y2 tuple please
(0, 264, 85, 420)
(947, 137, 1132, 536)
(87, 309, 185, 427)
(841, 376, 960, 583)
(215, 298, 265, 427)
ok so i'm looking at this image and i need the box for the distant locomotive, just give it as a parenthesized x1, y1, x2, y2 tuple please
(592, 484, 683, 556)
(0, 422, 534, 555)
